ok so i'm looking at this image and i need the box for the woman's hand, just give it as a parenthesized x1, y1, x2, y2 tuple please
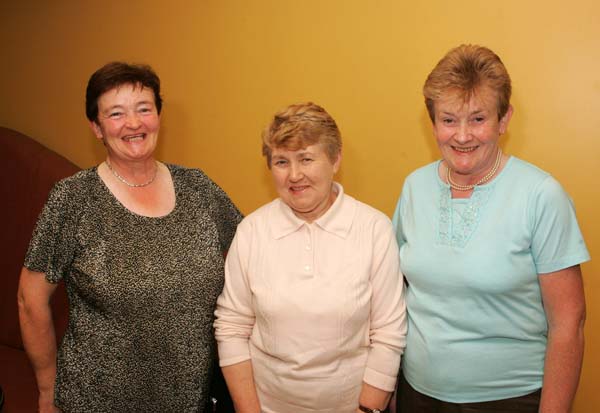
(221, 360, 261, 413)
(357, 382, 391, 413)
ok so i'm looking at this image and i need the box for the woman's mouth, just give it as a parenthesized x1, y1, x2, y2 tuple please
(290, 185, 309, 193)
(122, 133, 145, 142)
(452, 146, 477, 153)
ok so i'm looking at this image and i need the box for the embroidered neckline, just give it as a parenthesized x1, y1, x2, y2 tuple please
(438, 186, 492, 247)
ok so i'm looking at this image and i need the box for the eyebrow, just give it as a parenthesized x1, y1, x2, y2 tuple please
(296, 149, 316, 156)
(102, 101, 154, 111)
(440, 108, 486, 116)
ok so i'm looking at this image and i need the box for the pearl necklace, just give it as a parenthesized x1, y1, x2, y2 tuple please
(446, 149, 502, 191)
(105, 160, 158, 188)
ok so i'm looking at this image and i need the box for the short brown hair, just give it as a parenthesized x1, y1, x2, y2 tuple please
(423, 44, 511, 122)
(85, 62, 162, 122)
(262, 102, 342, 167)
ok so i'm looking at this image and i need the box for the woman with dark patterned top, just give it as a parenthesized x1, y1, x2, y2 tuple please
(17, 62, 242, 413)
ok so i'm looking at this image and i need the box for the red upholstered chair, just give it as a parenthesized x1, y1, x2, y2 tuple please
(0, 127, 79, 413)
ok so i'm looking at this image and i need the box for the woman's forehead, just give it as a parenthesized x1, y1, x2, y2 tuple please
(436, 87, 497, 113)
(98, 84, 154, 106)
(271, 143, 325, 157)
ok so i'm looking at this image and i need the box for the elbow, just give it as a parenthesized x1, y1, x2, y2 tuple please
(579, 306, 587, 328)
(547, 306, 586, 345)
(17, 282, 29, 315)
(572, 300, 586, 337)
(17, 290, 37, 326)
(16, 270, 51, 318)
(577, 308, 586, 342)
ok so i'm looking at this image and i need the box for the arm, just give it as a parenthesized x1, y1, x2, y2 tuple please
(214, 223, 261, 412)
(17, 267, 61, 413)
(221, 360, 261, 413)
(358, 217, 407, 412)
(356, 382, 393, 413)
(538, 265, 586, 413)
(204, 172, 243, 253)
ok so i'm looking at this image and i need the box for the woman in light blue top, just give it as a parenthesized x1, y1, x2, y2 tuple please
(392, 44, 589, 412)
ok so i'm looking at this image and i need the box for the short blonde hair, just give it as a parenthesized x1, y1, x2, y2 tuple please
(423, 44, 512, 122)
(262, 102, 342, 167)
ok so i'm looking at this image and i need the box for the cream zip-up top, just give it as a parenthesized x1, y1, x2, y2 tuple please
(214, 184, 407, 413)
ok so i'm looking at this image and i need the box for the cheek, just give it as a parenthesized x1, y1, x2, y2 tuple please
(433, 127, 450, 144)
(480, 125, 501, 142)
(100, 122, 121, 138)
(270, 170, 287, 188)
(145, 116, 161, 132)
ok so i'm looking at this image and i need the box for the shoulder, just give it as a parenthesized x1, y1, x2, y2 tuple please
(47, 168, 98, 205)
(168, 164, 212, 186)
(504, 157, 551, 185)
(405, 160, 439, 185)
(399, 161, 440, 201)
(343, 193, 394, 232)
(395, 161, 440, 210)
(236, 199, 279, 231)
(169, 164, 233, 199)
(54, 168, 97, 189)
(503, 157, 567, 200)
(501, 158, 578, 228)
(348, 194, 389, 221)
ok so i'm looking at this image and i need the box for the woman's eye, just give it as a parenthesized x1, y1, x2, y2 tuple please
(302, 158, 313, 164)
(109, 112, 123, 118)
(473, 116, 485, 123)
(139, 107, 153, 114)
(442, 118, 454, 125)
(273, 160, 287, 167)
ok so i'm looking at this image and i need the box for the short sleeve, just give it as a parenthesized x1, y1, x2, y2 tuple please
(24, 180, 79, 283)
(205, 178, 243, 253)
(530, 176, 590, 274)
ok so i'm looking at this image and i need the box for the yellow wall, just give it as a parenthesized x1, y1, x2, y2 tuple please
(1, 0, 598, 410)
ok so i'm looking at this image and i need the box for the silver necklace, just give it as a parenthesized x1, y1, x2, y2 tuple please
(105, 160, 157, 188)
(446, 149, 502, 191)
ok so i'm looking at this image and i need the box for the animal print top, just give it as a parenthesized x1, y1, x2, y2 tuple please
(25, 164, 242, 412)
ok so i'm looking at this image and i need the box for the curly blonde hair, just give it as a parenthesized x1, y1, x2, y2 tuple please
(423, 44, 512, 122)
(262, 102, 342, 167)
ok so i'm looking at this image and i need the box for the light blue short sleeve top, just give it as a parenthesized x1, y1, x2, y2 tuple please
(392, 156, 589, 403)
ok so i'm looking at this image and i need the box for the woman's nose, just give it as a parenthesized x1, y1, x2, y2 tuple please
(289, 164, 304, 181)
(125, 112, 142, 129)
(455, 122, 471, 143)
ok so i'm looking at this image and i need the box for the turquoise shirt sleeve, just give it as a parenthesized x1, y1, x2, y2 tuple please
(529, 176, 590, 274)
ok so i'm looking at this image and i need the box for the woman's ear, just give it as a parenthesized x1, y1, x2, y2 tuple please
(89, 120, 103, 140)
(499, 105, 513, 134)
(332, 151, 342, 174)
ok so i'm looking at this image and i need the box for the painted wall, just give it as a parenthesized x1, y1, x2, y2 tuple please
(1, 0, 598, 410)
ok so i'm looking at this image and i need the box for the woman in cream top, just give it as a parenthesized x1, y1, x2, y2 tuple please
(214, 102, 406, 413)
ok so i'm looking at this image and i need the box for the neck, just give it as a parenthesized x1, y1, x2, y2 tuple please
(294, 184, 338, 223)
(105, 157, 158, 188)
(446, 149, 503, 191)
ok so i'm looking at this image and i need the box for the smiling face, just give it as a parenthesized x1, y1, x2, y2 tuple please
(433, 86, 512, 184)
(270, 143, 341, 223)
(90, 83, 160, 165)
